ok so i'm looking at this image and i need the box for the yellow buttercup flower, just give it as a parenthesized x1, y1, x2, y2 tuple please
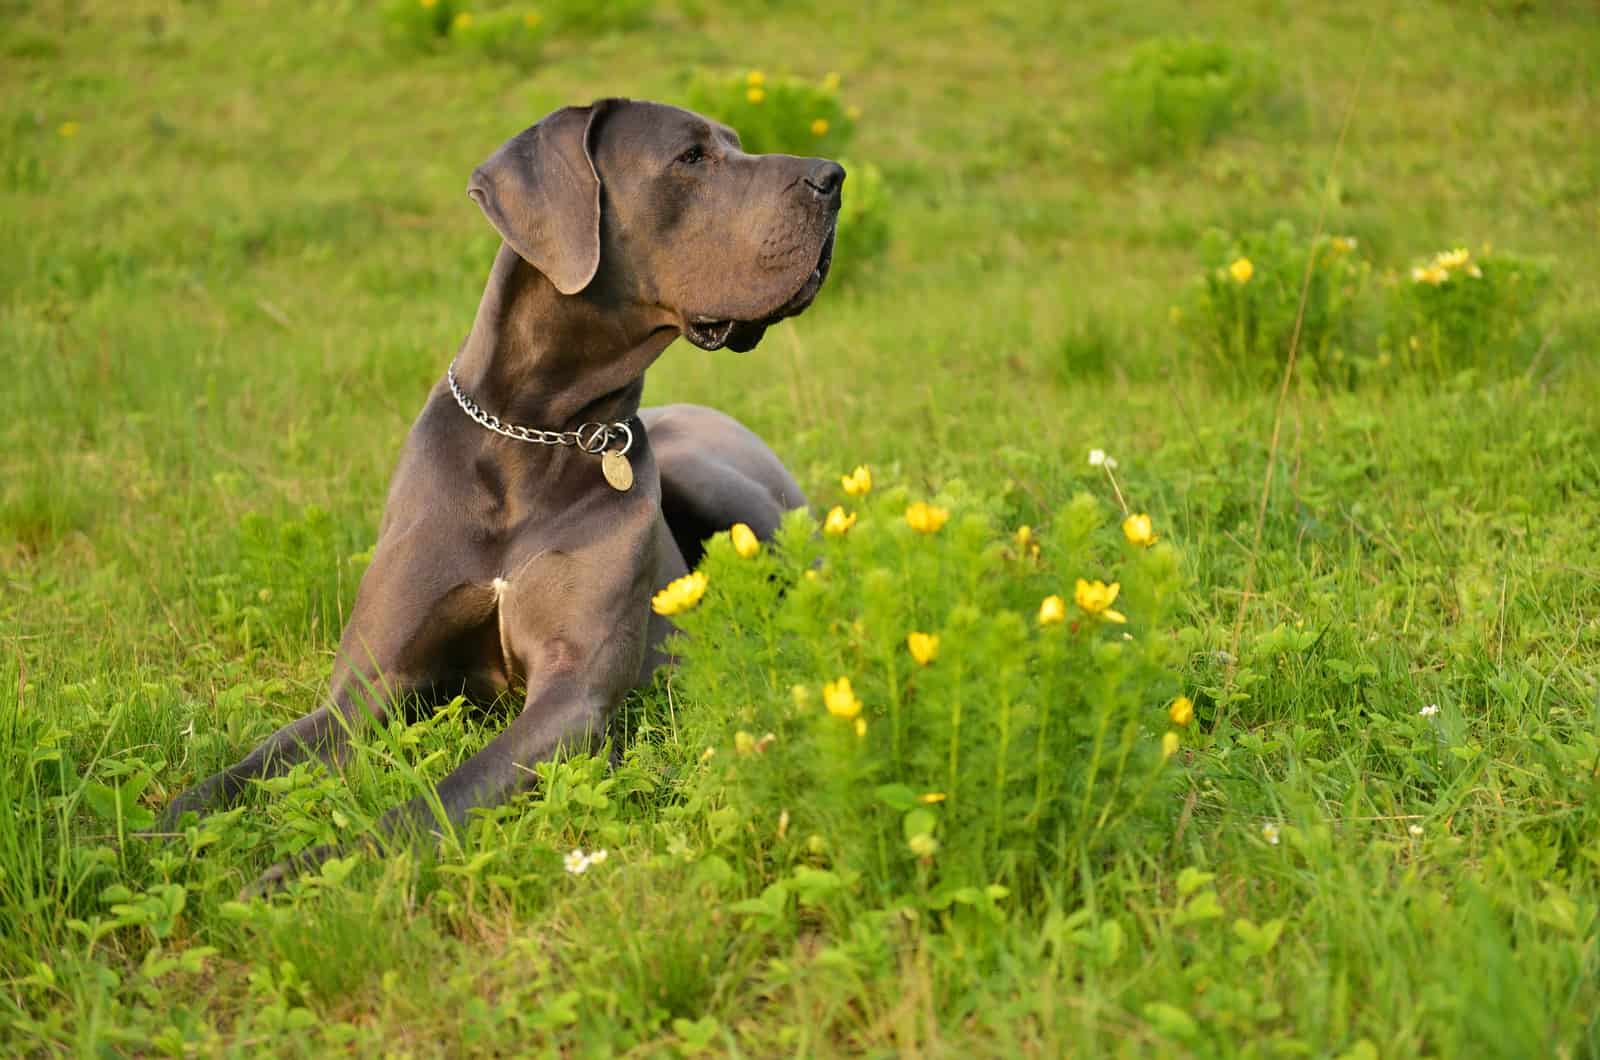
(1169, 695, 1194, 726)
(522, 12, 540, 27)
(1038, 594, 1066, 626)
(730, 522, 760, 558)
(747, 87, 766, 104)
(1229, 257, 1254, 284)
(810, 118, 830, 137)
(651, 571, 708, 616)
(58, 121, 80, 138)
(1434, 247, 1470, 269)
(420, 0, 437, 7)
(906, 631, 940, 666)
(841, 464, 872, 496)
(1122, 513, 1157, 548)
(1412, 264, 1448, 286)
(823, 676, 862, 720)
(905, 501, 950, 534)
(746, 70, 766, 87)
(918, 792, 946, 804)
(823, 506, 857, 536)
(1161, 731, 1180, 760)
(1074, 578, 1127, 623)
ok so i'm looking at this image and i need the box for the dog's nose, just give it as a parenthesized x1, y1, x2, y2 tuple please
(804, 161, 845, 202)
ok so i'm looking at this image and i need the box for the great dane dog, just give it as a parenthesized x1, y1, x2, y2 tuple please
(163, 99, 841, 889)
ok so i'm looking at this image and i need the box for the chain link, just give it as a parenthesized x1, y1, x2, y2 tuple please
(447, 360, 632, 456)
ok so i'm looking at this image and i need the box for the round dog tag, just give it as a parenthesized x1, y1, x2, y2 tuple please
(601, 450, 634, 492)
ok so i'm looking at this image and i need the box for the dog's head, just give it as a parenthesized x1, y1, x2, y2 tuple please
(468, 98, 842, 353)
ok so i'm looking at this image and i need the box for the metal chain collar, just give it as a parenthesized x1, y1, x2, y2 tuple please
(446, 359, 633, 456)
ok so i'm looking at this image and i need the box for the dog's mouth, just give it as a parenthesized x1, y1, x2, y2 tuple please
(684, 227, 836, 353)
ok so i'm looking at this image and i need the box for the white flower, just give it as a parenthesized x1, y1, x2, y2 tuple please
(1261, 823, 1280, 846)
(564, 848, 590, 875)
(587, 848, 608, 865)
(1088, 449, 1117, 469)
(1418, 703, 1440, 718)
(1408, 824, 1424, 837)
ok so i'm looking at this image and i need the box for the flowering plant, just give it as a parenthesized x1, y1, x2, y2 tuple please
(664, 476, 1188, 914)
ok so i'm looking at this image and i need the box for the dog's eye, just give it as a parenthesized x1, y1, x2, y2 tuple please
(677, 145, 706, 165)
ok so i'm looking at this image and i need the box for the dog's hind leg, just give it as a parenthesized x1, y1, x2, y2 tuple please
(642, 404, 807, 569)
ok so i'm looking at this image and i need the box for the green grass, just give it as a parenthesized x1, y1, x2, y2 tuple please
(4, 0, 1600, 1054)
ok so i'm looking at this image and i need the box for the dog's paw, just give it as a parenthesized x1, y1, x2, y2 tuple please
(240, 843, 342, 900)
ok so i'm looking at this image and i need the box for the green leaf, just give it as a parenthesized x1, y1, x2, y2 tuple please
(1142, 1001, 1199, 1040)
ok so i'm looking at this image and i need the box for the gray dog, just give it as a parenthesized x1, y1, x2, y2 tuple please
(164, 99, 842, 888)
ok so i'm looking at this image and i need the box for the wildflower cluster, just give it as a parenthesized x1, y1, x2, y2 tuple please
(1393, 244, 1550, 376)
(665, 473, 1188, 910)
(1180, 223, 1552, 386)
(381, 0, 548, 62)
(1180, 222, 1374, 389)
(1410, 246, 1481, 286)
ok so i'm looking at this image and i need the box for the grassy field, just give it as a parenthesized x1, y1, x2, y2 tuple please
(4, 0, 1600, 1054)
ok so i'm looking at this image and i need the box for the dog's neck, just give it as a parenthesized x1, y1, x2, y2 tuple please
(451, 244, 678, 429)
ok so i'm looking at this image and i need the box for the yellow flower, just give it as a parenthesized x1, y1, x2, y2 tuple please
(905, 501, 950, 534)
(840, 464, 872, 496)
(1412, 264, 1448, 286)
(453, 11, 473, 28)
(1169, 695, 1194, 726)
(907, 631, 940, 666)
(907, 833, 939, 858)
(823, 506, 857, 536)
(1434, 247, 1470, 269)
(746, 70, 766, 87)
(730, 522, 760, 558)
(58, 121, 80, 138)
(822, 71, 842, 91)
(650, 571, 708, 616)
(1331, 236, 1357, 254)
(810, 118, 830, 137)
(420, 0, 437, 6)
(790, 684, 810, 708)
(1161, 731, 1180, 761)
(747, 87, 766, 104)
(918, 792, 946, 804)
(854, 717, 867, 738)
(823, 676, 862, 720)
(1074, 578, 1127, 623)
(1229, 257, 1254, 284)
(1122, 513, 1157, 548)
(522, 12, 541, 27)
(734, 730, 755, 754)
(1038, 594, 1066, 626)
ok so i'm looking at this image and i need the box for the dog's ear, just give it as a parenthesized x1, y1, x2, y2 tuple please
(467, 100, 620, 296)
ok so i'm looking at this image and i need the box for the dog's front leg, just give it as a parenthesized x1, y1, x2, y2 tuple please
(249, 547, 651, 892)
